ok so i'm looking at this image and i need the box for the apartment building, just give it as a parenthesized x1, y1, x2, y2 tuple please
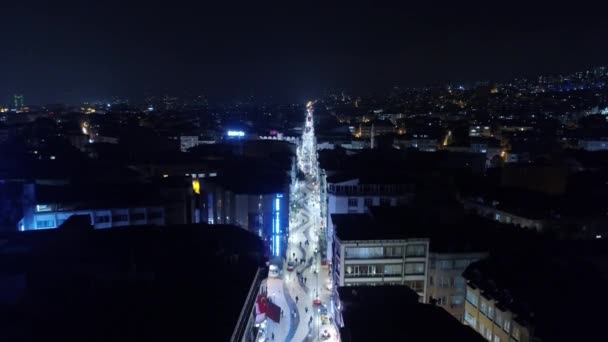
(427, 251, 488, 321)
(462, 255, 608, 342)
(18, 183, 170, 231)
(325, 174, 415, 260)
(331, 213, 429, 300)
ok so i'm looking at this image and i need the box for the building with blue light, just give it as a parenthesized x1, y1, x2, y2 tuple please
(16, 182, 185, 231)
(198, 174, 289, 259)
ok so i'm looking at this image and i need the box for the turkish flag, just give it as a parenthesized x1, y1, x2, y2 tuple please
(256, 295, 268, 315)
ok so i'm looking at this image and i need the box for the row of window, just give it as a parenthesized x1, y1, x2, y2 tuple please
(431, 258, 474, 270)
(429, 275, 466, 289)
(433, 294, 464, 306)
(98, 213, 148, 223)
(466, 292, 520, 340)
(344, 262, 426, 277)
(344, 245, 426, 259)
(347, 197, 396, 207)
(329, 184, 413, 195)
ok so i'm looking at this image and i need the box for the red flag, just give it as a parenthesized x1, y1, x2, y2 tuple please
(266, 301, 281, 323)
(256, 295, 268, 315)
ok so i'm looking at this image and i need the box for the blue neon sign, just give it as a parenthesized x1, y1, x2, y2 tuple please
(272, 193, 283, 257)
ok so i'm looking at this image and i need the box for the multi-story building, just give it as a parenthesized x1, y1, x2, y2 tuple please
(325, 174, 415, 260)
(462, 255, 608, 342)
(19, 205, 165, 231)
(199, 173, 289, 259)
(331, 213, 429, 301)
(427, 251, 488, 321)
(335, 285, 485, 342)
(18, 183, 173, 231)
(463, 198, 545, 231)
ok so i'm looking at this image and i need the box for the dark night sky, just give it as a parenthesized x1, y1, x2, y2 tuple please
(1, 2, 607, 104)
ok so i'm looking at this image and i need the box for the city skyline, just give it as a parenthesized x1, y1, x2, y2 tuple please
(1, 2, 608, 104)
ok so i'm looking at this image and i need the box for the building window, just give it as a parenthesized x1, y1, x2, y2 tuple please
(480, 301, 488, 316)
(405, 244, 426, 257)
(495, 311, 503, 328)
(348, 198, 358, 207)
(405, 280, 424, 292)
(383, 264, 402, 275)
(451, 295, 464, 306)
(454, 276, 466, 289)
(345, 246, 383, 259)
(484, 326, 492, 340)
(436, 296, 447, 305)
(35, 219, 55, 229)
(488, 305, 494, 321)
(479, 324, 487, 339)
(95, 215, 110, 223)
(429, 276, 434, 286)
(112, 214, 128, 222)
(364, 198, 373, 206)
(493, 334, 501, 342)
(437, 260, 454, 270)
(439, 276, 450, 288)
(379, 198, 391, 206)
(503, 319, 511, 333)
(384, 246, 403, 258)
(455, 259, 470, 268)
(466, 290, 478, 307)
(464, 310, 477, 328)
(404, 262, 425, 275)
(36, 204, 52, 212)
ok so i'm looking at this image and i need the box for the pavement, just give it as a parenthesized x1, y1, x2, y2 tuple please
(260, 105, 340, 342)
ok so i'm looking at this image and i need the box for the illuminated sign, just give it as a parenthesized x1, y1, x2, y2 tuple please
(227, 130, 245, 137)
(272, 193, 283, 257)
(192, 179, 200, 194)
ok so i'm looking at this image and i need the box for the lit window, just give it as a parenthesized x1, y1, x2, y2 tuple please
(466, 290, 478, 307)
(455, 276, 466, 289)
(405, 244, 426, 256)
(438, 260, 454, 269)
(451, 295, 464, 306)
(404, 262, 425, 275)
(480, 301, 488, 315)
(95, 215, 110, 223)
(464, 310, 477, 328)
(36, 204, 52, 212)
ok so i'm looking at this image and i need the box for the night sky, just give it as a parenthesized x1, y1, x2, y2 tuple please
(1, 2, 607, 104)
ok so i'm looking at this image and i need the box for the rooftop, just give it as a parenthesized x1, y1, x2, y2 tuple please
(334, 205, 534, 253)
(338, 286, 485, 342)
(0, 222, 265, 341)
(332, 212, 429, 241)
(464, 254, 608, 341)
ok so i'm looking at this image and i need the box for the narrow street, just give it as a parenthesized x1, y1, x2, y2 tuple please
(263, 102, 339, 341)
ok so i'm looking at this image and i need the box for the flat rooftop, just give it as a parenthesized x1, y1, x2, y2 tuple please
(0, 223, 265, 341)
(332, 212, 429, 241)
(464, 254, 608, 341)
(338, 286, 485, 342)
